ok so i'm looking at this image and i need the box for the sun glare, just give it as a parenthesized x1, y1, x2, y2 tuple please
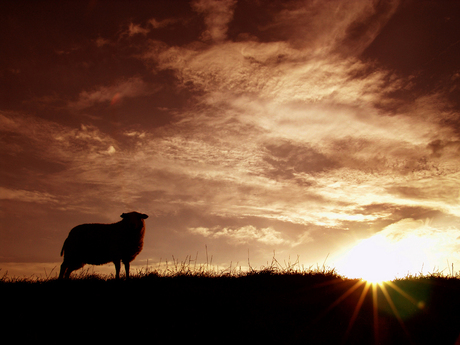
(335, 232, 431, 283)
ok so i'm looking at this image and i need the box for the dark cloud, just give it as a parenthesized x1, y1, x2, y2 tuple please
(428, 139, 460, 158)
(387, 185, 459, 204)
(264, 140, 338, 179)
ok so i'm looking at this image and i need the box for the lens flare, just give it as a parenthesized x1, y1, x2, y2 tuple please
(317, 276, 426, 344)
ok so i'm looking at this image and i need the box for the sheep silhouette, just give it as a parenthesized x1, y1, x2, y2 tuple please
(59, 211, 148, 279)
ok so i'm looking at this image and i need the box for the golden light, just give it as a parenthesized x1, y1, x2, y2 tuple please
(319, 268, 428, 344)
(335, 231, 432, 283)
(325, 222, 460, 342)
(316, 277, 423, 344)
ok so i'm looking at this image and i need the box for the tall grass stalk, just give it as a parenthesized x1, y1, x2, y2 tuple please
(2, 253, 459, 282)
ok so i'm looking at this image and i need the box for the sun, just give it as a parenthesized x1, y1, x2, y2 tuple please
(338, 234, 398, 283)
(334, 232, 431, 283)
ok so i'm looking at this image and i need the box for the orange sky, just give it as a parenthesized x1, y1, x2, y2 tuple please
(1, 0, 460, 278)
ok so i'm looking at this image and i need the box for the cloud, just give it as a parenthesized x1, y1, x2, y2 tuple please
(149, 40, 405, 110)
(192, 0, 237, 42)
(94, 37, 110, 47)
(0, 112, 120, 192)
(264, 140, 338, 178)
(189, 225, 286, 245)
(6, 89, 454, 234)
(0, 112, 70, 161)
(148, 18, 176, 29)
(69, 77, 154, 110)
(0, 187, 57, 204)
(139, 1, 458, 192)
(141, 21, 460, 226)
(127, 22, 150, 36)
(260, 0, 399, 54)
(5, 0, 459, 239)
(124, 130, 146, 139)
(122, 18, 176, 40)
(90, 74, 458, 226)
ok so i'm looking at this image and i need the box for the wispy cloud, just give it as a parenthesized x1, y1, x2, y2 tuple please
(192, 0, 237, 42)
(264, 0, 399, 54)
(0, 112, 119, 195)
(0, 187, 57, 204)
(189, 225, 286, 245)
(137, 0, 458, 227)
(69, 77, 155, 110)
(127, 23, 150, 36)
(148, 39, 405, 110)
(94, 37, 110, 47)
(6, 0, 454, 234)
(148, 18, 176, 29)
(124, 17, 176, 38)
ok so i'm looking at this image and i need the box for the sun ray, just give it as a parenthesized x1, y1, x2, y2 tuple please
(311, 279, 365, 326)
(379, 283, 412, 341)
(306, 274, 430, 345)
(385, 281, 422, 308)
(372, 282, 379, 345)
(343, 281, 372, 342)
(324, 280, 365, 314)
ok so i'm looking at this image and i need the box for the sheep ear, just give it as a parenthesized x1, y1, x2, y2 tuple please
(120, 213, 126, 218)
(141, 214, 149, 219)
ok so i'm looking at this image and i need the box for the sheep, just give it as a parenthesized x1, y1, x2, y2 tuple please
(58, 211, 149, 279)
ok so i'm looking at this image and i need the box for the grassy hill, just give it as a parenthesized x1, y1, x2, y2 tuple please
(2, 267, 460, 345)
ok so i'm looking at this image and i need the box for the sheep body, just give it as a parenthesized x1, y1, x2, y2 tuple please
(59, 211, 148, 279)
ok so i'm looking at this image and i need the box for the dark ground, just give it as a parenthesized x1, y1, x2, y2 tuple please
(2, 271, 460, 345)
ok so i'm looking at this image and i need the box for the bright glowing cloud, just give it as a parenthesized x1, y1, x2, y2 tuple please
(189, 225, 286, 245)
(334, 218, 460, 282)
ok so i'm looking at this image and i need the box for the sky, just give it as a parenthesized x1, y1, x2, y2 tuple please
(1, 0, 460, 279)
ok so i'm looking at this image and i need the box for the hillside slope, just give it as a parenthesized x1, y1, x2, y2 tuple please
(2, 272, 460, 345)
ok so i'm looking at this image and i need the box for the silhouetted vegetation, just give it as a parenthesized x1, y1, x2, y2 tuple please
(2, 262, 460, 345)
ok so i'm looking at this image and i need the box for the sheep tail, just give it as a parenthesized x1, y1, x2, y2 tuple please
(60, 239, 66, 257)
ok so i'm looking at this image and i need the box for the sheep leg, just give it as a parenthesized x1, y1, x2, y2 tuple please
(58, 264, 67, 279)
(114, 260, 121, 279)
(59, 262, 79, 279)
(123, 261, 130, 279)
(64, 268, 73, 279)
(61, 262, 82, 279)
